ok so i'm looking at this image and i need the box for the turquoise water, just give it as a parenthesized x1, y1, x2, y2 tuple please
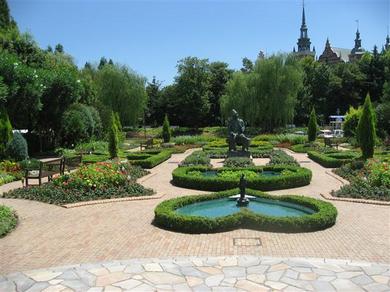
(176, 198, 315, 218)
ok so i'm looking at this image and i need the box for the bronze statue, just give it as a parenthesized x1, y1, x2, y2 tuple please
(237, 174, 249, 206)
(227, 109, 250, 152)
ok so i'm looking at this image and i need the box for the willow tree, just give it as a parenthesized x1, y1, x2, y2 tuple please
(96, 64, 147, 128)
(221, 54, 302, 131)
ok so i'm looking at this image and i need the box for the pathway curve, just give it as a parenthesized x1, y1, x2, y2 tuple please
(0, 148, 389, 281)
(1, 256, 389, 292)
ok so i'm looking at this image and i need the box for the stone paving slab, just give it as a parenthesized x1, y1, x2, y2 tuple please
(1, 256, 389, 292)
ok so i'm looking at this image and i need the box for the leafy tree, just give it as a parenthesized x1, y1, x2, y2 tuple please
(173, 57, 211, 127)
(241, 57, 254, 73)
(0, 76, 8, 103)
(6, 131, 28, 161)
(108, 59, 114, 65)
(96, 64, 147, 128)
(0, 0, 15, 28)
(54, 43, 64, 54)
(307, 108, 318, 142)
(108, 112, 119, 158)
(162, 114, 171, 143)
(376, 102, 390, 138)
(357, 94, 376, 159)
(0, 107, 12, 157)
(98, 57, 107, 70)
(221, 54, 303, 131)
(343, 106, 362, 137)
(145, 76, 163, 125)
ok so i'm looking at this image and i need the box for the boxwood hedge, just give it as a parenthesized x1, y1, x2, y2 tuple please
(127, 149, 172, 168)
(154, 189, 337, 233)
(172, 165, 312, 191)
(308, 151, 358, 168)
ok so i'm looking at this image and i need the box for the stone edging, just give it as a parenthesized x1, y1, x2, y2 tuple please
(325, 170, 348, 185)
(320, 192, 390, 206)
(62, 193, 165, 208)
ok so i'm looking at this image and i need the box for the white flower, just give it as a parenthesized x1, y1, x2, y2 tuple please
(76, 79, 81, 83)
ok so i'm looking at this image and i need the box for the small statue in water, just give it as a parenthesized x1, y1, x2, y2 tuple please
(237, 174, 249, 206)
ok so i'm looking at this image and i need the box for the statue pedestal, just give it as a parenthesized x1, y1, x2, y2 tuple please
(227, 150, 251, 158)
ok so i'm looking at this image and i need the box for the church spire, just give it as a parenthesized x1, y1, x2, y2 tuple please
(293, 1, 315, 58)
(302, 1, 306, 26)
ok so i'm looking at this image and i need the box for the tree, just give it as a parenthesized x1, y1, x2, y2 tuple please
(162, 114, 171, 143)
(307, 108, 318, 142)
(343, 106, 362, 137)
(145, 76, 163, 125)
(240, 57, 253, 73)
(96, 64, 147, 128)
(6, 131, 28, 161)
(0, 107, 12, 157)
(357, 94, 376, 159)
(173, 57, 211, 127)
(221, 54, 303, 131)
(98, 57, 107, 70)
(108, 112, 119, 158)
(54, 43, 64, 54)
(0, 0, 14, 28)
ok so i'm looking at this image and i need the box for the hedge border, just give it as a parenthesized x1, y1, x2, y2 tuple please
(128, 149, 173, 168)
(172, 165, 312, 191)
(308, 151, 358, 168)
(0, 205, 18, 237)
(153, 189, 337, 233)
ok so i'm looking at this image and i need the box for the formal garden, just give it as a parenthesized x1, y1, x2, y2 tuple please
(0, 0, 390, 290)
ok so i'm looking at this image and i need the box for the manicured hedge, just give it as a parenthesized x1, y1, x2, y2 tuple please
(154, 189, 337, 233)
(308, 151, 358, 168)
(172, 165, 312, 191)
(127, 149, 172, 168)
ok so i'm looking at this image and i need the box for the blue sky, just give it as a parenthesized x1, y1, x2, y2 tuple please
(8, 0, 390, 85)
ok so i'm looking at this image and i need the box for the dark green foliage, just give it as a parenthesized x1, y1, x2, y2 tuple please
(0, 0, 14, 28)
(172, 165, 312, 191)
(127, 150, 172, 168)
(108, 112, 119, 158)
(223, 157, 254, 168)
(6, 131, 28, 161)
(0, 205, 17, 237)
(332, 179, 389, 201)
(307, 108, 318, 142)
(308, 150, 358, 168)
(153, 189, 337, 233)
(357, 95, 376, 159)
(268, 150, 299, 166)
(0, 108, 12, 157)
(343, 106, 362, 137)
(376, 102, 390, 138)
(290, 143, 320, 153)
(61, 104, 102, 145)
(180, 150, 210, 167)
(162, 114, 171, 143)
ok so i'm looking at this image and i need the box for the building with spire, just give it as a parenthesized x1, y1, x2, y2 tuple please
(385, 34, 390, 51)
(349, 29, 365, 62)
(293, 3, 315, 58)
(318, 38, 350, 64)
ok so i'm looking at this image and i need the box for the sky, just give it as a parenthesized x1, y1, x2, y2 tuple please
(8, 0, 390, 85)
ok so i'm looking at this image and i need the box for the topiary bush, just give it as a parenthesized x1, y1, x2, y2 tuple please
(154, 189, 337, 233)
(357, 94, 376, 159)
(127, 149, 173, 168)
(108, 112, 119, 158)
(223, 157, 254, 168)
(162, 114, 171, 143)
(307, 108, 318, 142)
(6, 131, 28, 161)
(172, 165, 312, 191)
(180, 150, 210, 167)
(308, 150, 358, 168)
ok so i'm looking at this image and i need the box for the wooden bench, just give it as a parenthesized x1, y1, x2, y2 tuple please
(324, 137, 339, 149)
(63, 155, 82, 173)
(140, 139, 160, 151)
(25, 157, 64, 187)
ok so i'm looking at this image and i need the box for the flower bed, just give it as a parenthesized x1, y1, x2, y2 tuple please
(202, 139, 273, 152)
(3, 162, 153, 205)
(154, 189, 337, 233)
(172, 165, 312, 191)
(127, 149, 173, 168)
(180, 150, 211, 167)
(0, 205, 18, 237)
(308, 150, 358, 168)
(0, 161, 23, 186)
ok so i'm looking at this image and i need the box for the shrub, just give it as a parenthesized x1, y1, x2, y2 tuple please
(332, 179, 389, 201)
(253, 134, 306, 145)
(0, 173, 16, 186)
(343, 106, 362, 137)
(357, 94, 376, 159)
(172, 135, 216, 145)
(308, 108, 318, 142)
(0, 205, 17, 237)
(376, 102, 390, 138)
(162, 114, 171, 143)
(224, 157, 254, 168)
(108, 112, 119, 158)
(0, 108, 12, 158)
(268, 150, 299, 166)
(290, 143, 320, 153)
(172, 165, 312, 191)
(180, 150, 210, 167)
(75, 140, 108, 154)
(154, 189, 337, 233)
(114, 112, 125, 143)
(127, 149, 172, 168)
(308, 150, 358, 168)
(6, 131, 28, 161)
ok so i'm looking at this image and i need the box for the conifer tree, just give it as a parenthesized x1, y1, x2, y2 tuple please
(162, 114, 171, 143)
(357, 94, 376, 159)
(108, 112, 119, 158)
(307, 107, 318, 143)
(0, 108, 12, 158)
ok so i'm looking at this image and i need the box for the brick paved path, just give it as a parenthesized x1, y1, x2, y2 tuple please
(0, 149, 389, 278)
(2, 256, 389, 291)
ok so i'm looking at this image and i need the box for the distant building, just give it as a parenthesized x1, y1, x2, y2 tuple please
(349, 29, 365, 62)
(385, 34, 390, 51)
(293, 4, 315, 59)
(318, 39, 350, 64)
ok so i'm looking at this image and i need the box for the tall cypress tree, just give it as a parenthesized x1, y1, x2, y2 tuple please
(0, 0, 12, 28)
(357, 94, 376, 159)
(108, 112, 119, 159)
(0, 108, 12, 157)
(307, 108, 318, 143)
